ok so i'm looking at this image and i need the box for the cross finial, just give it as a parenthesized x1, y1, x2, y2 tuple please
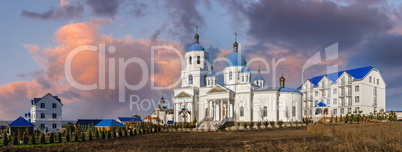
(196, 26, 198, 34)
(235, 32, 237, 42)
(281, 68, 284, 77)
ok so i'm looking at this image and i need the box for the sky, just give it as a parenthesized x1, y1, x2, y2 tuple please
(0, 0, 401, 120)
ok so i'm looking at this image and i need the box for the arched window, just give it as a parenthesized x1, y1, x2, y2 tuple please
(229, 71, 233, 80)
(240, 106, 244, 117)
(292, 106, 296, 117)
(242, 76, 244, 82)
(197, 56, 200, 64)
(263, 106, 268, 117)
(188, 75, 193, 85)
(238, 71, 240, 80)
(208, 80, 211, 86)
(189, 56, 192, 65)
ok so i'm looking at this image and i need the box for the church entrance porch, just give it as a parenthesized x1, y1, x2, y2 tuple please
(207, 99, 233, 121)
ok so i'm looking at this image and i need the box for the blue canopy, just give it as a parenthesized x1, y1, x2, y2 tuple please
(314, 101, 329, 107)
(167, 121, 174, 124)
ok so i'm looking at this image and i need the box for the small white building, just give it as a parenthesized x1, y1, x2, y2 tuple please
(28, 93, 63, 132)
(150, 97, 174, 125)
(299, 66, 386, 120)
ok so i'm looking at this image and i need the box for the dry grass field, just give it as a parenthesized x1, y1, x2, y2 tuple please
(1, 122, 401, 152)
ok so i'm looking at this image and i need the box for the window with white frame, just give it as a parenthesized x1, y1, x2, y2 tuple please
(240, 106, 244, 117)
(355, 96, 359, 103)
(355, 85, 359, 92)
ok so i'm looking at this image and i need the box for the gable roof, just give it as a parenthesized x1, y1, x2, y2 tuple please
(175, 91, 193, 98)
(207, 84, 233, 94)
(8, 117, 35, 127)
(117, 117, 142, 122)
(31, 93, 62, 105)
(95, 119, 126, 127)
(76, 119, 102, 126)
(305, 66, 374, 86)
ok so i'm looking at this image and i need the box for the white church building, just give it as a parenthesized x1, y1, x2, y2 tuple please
(299, 66, 386, 120)
(172, 32, 303, 127)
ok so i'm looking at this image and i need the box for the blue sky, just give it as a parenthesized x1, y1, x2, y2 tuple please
(0, 0, 401, 120)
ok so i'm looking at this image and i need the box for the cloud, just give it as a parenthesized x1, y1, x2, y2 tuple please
(244, 0, 392, 53)
(0, 20, 185, 120)
(84, 0, 121, 18)
(126, 1, 148, 18)
(21, 0, 84, 20)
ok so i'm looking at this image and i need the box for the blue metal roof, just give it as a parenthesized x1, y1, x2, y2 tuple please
(279, 88, 302, 94)
(226, 52, 246, 67)
(117, 117, 142, 122)
(206, 71, 215, 77)
(95, 119, 126, 127)
(240, 66, 250, 73)
(8, 117, 35, 127)
(306, 66, 374, 86)
(167, 121, 174, 124)
(314, 101, 329, 107)
(181, 108, 189, 111)
(187, 43, 205, 52)
(254, 74, 264, 81)
(76, 119, 102, 126)
(0, 125, 3, 129)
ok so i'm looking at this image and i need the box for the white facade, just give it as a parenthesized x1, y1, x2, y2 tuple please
(172, 34, 303, 127)
(29, 93, 63, 132)
(300, 66, 386, 119)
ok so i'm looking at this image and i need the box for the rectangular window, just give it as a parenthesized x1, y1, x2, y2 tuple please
(40, 103, 45, 108)
(355, 107, 360, 113)
(333, 98, 338, 104)
(374, 87, 377, 96)
(355, 96, 359, 103)
(327, 99, 330, 105)
(369, 76, 372, 83)
(52, 113, 57, 119)
(355, 85, 359, 92)
(334, 109, 337, 115)
(348, 97, 352, 106)
(315, 91, 318, 97)
(333, 88, 337, 94)
(341, 98, 345, 106)
(52, 123, 57, 128)
(374, 97, 378, 106)
(348, 108, 352, 114)
(377, 79, 379, 85)
(41, 113, 45, 119)
(304, 110, 307, 115)
(341, 108, 344, 114)
(52, 103, 57, 108)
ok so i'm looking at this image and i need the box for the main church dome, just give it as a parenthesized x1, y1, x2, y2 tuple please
(226, 52, 246, 67)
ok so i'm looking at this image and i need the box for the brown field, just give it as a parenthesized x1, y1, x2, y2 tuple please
(1, 122, 402, 152)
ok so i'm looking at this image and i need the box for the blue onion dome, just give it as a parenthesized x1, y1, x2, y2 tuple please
(187, 43, 205, 52)
(240, 66, 250, 73)
(227, 52, 246, 67)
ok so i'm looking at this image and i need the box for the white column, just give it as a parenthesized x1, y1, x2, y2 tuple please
(220, 100, 223, 120)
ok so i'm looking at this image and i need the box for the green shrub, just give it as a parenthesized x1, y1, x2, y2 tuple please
(57, 133, 62, 143)
(66, 133, 70, 142)
(2, 131, 8, 146)
(13, 134, 18, 145)
(40, 133, 46, 144)
(243, 122, 248, 130)
(49, 133, 54, 144)
(30, 133, 36, 145)
(249, 122, 255, 129)
(278, 121, 284, 128)
(81, 132, 85, 141)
